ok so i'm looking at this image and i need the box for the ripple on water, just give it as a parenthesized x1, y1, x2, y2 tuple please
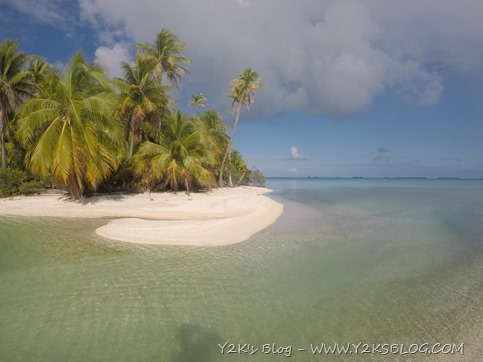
(1, 183, 483, 361)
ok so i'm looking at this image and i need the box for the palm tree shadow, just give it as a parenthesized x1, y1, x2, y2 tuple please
(55, 193, 128, 205)
(79, 194, 127, 205)
(170, 323, 221, 362)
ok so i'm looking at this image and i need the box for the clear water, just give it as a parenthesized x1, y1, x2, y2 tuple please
(1, 179, 482, 361)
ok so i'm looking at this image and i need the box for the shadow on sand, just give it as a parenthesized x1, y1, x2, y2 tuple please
(55, 193, 129, 205)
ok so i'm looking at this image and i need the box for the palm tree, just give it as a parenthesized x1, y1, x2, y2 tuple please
(28, 56, 53, 86)
(192, 110, 228, 177)
(189, 92, 207, 115)
(231, 149, 250, 185)
(137, 29, 190, 87)
(16, 52, 124, 199)
(0, 39, 35, 169)
(132, 111, 215, 194)
(115, 57, 171, 157)
(219, 68, 262, 187)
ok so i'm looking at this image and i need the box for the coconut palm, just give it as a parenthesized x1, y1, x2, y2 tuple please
(219, 68, 262, 187)
(230, 149, 250, 185)
(115, 57, 171, 157)
(137, 29, 190, 87)
(16, 52, 123, 199)
(192, 110, 228, 176)
(132, 111, 215, 194)
(189, 92, 207, 115)
(0, 39, 35, 169)
(28, 56, 53, 86)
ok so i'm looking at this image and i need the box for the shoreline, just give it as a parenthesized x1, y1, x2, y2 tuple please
(0, 187, 284, 246)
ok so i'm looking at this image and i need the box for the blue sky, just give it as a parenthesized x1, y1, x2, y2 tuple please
(1, 0, 482, 178)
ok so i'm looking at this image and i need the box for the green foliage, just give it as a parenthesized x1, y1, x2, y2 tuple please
(192, 110, 228, 176)
(16, 52, 124, 199)
(219, 68, 262, 187)
(17, 179, 45, 195)
(0, 38, 35, 169)
(97, 157, 136, 193)
(250, 167, 266, 186)
(114, 56, 170, 157)
(137, 29, 190, 87)
(189, 93, 207, 114)
(5, 141, 26, 169)
(4, 31, 257, 197)
(230, 149, 250, 186)
(132, 111, 216, 194)
(0, 168, 44, 197)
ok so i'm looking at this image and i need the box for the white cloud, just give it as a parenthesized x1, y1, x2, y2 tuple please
(94, 43, 132, 78)
(2, 0, 67, 23)
(289, 146, 307, 161)
(45, 0, 483, 118)
(235, 0, 250, 8)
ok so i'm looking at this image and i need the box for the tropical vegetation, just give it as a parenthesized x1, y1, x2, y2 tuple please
(16, 52, 123, 199)
(219, 68, 262, 187)
(0, 39, 35, 170)
(0, 30, 265, 199)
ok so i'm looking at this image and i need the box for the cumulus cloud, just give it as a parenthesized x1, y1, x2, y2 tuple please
(235, 0, 250, 8)
(288, 146, 307, 161)
(94, 43, 132, 77)
(1, 0, 69, 23)
(16, 0, 483, 119)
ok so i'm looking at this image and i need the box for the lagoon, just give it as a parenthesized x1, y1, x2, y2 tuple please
(1, 178, 482, 361)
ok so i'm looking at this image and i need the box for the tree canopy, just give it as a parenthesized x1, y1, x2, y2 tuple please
(0, 31, 264, 199)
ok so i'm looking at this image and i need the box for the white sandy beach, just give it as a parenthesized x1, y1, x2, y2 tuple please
(0, 187, 283, 246)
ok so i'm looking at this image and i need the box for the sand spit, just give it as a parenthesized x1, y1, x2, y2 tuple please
(0, 187, 283, 246)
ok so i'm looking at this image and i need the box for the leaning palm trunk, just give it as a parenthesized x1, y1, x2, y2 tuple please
(128, 112, 136, 158)
(219, 100, 242, 187)
(228, 148, 232, 186)
(1, 134, 6, 170)
(129, 129, 135, 158)
(237, 171, 247, 185)
(219, 68, 261, 187)
(0, 107, 6, 169)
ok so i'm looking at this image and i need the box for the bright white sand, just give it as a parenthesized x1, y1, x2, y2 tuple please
(0, 187, 283, 246)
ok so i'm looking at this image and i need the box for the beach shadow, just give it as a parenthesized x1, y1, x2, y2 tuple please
(54, 193, 129, 205)
(79, 193, 127, 205)
(170, 323, 221, 362)
(57, 194, 75, 202)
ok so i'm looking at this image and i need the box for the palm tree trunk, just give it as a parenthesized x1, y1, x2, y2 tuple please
(129, 129, 135, 158)
(228, 148, 233, 187)
(0, 107, 6, 169)
(219, 101, 242, 187)
(128, 113, 136, 158)
(0, 134, 6, 170)
(237, 171, 246, 185)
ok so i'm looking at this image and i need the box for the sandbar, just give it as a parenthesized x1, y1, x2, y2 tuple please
(0, 187, 283, 246)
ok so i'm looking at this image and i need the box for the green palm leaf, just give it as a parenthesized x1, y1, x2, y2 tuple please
(0, 39, 35, 169)
(133, 111, 216, 194)
(219, 68, 262, 187)
(136, 29, 190, 88)
(16, 51, 124, 199)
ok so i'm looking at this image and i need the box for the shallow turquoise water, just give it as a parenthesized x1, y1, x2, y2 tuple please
(1, 179, 482, 361)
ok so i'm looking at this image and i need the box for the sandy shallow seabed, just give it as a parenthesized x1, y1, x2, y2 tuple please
(0, 187, 283, 246)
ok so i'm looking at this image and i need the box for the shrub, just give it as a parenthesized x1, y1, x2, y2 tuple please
(250, 168, 266, 187)
(17, 180, 46, 195)
(0, 168, 45, 197)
